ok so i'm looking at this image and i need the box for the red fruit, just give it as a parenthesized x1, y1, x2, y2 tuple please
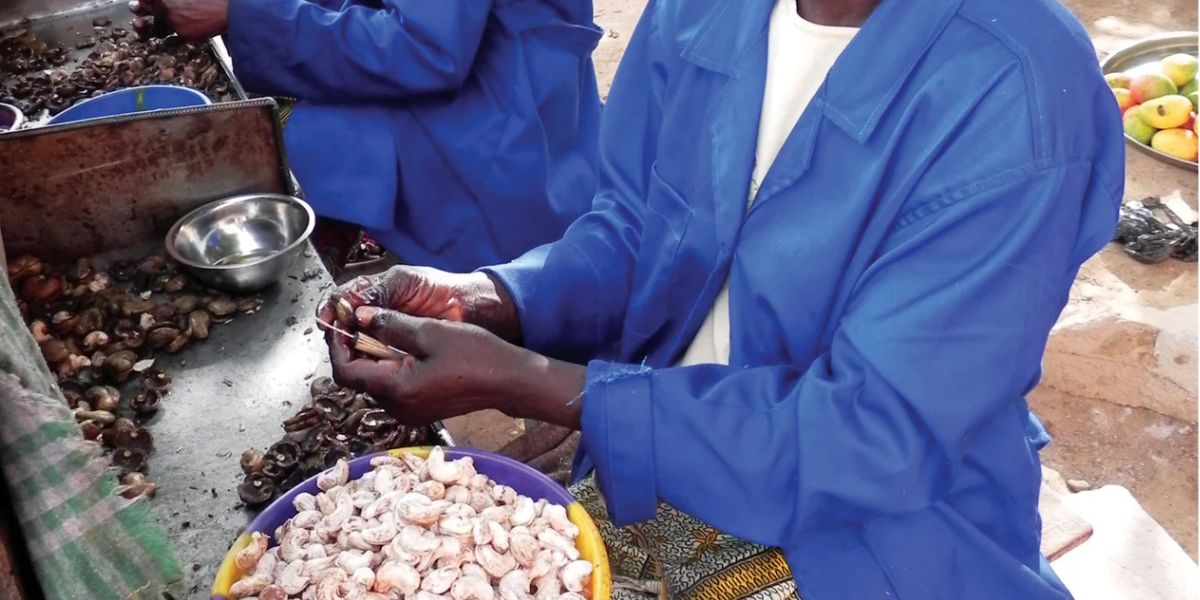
(1130, 73, 1178, 104)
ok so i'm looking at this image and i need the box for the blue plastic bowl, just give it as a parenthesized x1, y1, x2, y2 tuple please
(49, 85, 211, 125)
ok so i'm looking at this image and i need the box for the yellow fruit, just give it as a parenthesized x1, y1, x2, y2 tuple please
(1105, 72, 1132, 89)
(1113, 88, 1135, 112)
(1189, 91, 1200, 111)
(1161, 53, 1199, 88)
(1182, 79, 1199, 96)
(1124, 108, 1157, 144)
(1151, 128, 1198, 161)
(1138, 95, 1193, 129)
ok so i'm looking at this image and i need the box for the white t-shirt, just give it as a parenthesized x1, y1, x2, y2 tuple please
(678, 0, 858, 367)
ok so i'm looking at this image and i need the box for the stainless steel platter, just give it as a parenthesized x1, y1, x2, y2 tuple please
(1100, 31, 1199, 171)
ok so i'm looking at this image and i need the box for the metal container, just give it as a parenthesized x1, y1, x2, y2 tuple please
(0, 103, 23, 132)
(166, 194, 315, 293)
(0, 0, 248, 124)
(48, 84, 211, 125)
(0, 99, 293, 261)
(1100, 32, 1199, 170)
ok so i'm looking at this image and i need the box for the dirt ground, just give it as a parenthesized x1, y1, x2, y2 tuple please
(1038, 0, 1199, 559)
(449, 0, 1200, 558)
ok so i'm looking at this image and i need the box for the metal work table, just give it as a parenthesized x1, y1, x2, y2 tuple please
(133, 247, 333, 598)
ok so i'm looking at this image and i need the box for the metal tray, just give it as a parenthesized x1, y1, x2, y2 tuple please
(1100, 31, 1199, 170)
(0, 0, 247, 126)
(0, 99, 292, 261)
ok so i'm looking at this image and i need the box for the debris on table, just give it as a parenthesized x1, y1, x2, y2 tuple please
(0, 24, 235, 120)
(229, 448, 594, 599)
(237, 377, 434, 506)
(345, 232, 387, 265)
(9, 254, 262, 497)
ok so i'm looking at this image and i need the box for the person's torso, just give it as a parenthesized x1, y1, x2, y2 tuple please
(289, 0, 605, 271)
(678, 0, 858, 367)
(611, 0, 1119, 597)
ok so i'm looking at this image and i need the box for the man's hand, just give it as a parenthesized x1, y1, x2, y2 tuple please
(317, 266, 521, 342)
(129, 0, 229, 41)
(330, 307, 584, 427)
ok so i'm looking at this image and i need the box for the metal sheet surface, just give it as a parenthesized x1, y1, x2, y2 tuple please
(0, 0, 114, 28)
(0, 99, 290, 261)
(124, 246, 336, 599)
(0, 236, 333, 599)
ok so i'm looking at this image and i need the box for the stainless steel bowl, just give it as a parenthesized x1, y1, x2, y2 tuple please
(166, 194, 316, 293)
(0, 103, 25, 132)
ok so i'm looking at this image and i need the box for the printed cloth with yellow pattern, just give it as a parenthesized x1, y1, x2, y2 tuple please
(572, 475, 800, 600)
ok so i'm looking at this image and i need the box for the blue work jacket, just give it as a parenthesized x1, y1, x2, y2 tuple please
(225, 0, 603, 271)
(488, 0, 1124, 597)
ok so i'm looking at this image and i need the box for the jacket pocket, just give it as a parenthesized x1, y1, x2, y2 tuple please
(624, 165, 694, 345)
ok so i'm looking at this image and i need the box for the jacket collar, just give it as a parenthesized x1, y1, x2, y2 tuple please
(681, 0, 964, 143)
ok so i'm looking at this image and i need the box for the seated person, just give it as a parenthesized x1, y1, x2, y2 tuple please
(132, 0, 604, 271)
(321, 0, 1123, 596)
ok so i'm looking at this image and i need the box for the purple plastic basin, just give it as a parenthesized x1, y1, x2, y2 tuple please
(246, 448, 574, 547)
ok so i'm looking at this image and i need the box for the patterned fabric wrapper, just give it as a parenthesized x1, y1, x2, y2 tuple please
(0, 276, 184, 599)
(277, 97, 294, 126)
(572, 475, 801, 600)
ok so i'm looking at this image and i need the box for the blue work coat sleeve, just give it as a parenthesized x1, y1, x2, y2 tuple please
(581, 158, 1114, 540)
(484, 1, 666, 361)
(225, 0, 491, 101)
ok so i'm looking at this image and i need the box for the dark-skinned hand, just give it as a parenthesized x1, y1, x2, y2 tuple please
(317, 266, 521, 343)
(129, 0, 229, 41)
(329, 306, 584, 428)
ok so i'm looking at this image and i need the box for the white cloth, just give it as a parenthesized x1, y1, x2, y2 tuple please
(678, 0, 858, 366)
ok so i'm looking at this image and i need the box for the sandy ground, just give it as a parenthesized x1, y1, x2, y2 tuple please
(449, 0, 1199, 557)
(1039, 0, 1199, 558)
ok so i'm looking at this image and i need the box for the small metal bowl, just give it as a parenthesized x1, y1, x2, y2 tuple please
(166, 194, 315, 294)
(0, 103, 25, 132)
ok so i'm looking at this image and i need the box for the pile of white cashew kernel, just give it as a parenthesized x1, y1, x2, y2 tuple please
(228, 447, 594, 600)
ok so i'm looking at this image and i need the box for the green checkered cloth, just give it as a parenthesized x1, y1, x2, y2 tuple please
(0, 277, 184, 600)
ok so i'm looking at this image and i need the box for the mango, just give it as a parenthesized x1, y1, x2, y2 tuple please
(1138, 95, 1193, 129)
(1113, 88, 1135, 112)
(1105, 72, 1132, 90)
(1161, 53, 1199, 88)
(1130, 73, 1178, 104)
(1150, 128, 1198, 161)
(1123, 107, 1157, 144)
(1189, 91, 1200, 111)
(1181, 79, 1199, 96)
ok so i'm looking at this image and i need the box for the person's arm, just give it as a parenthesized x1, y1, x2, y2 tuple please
(223, 0, 492, 101)
(328, 306, 587, 427)
(480, 0, 669, 361)
(317, 0, 668, 354)
(576, 159, 1121, 538)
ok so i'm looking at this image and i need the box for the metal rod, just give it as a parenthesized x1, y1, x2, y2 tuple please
(316, 318, 455, 446)
(315, 318, 407, 360)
